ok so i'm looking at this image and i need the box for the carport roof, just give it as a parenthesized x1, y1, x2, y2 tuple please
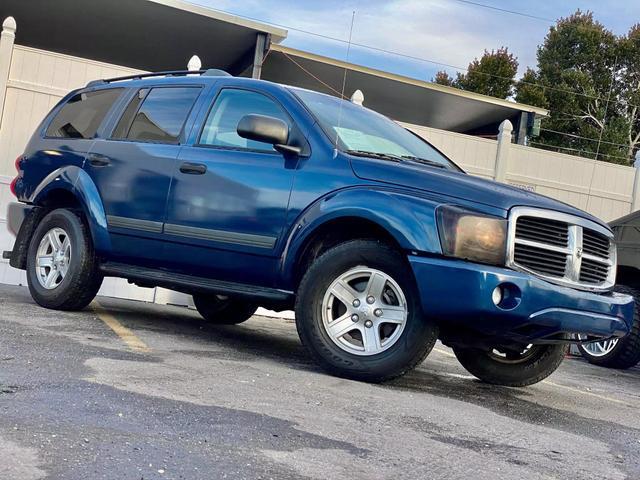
(0, 0, 287, 74)
(263, 45, 548, 134)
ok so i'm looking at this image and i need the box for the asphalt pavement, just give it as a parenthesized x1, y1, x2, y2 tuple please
(1, 284, 639, 480)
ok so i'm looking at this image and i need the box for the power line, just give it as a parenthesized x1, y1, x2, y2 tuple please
(540, 128, 630, 148)
(190, 1, 629, 106)
(450, 0, 554, 23)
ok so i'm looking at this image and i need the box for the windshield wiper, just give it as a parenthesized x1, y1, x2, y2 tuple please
(345, 150, 402, 162)
(400, 155, 448, 169)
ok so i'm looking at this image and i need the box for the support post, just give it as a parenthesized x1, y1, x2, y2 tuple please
(0, 17, 16, 132)
(494, 120, 513, 183)
(516, 111, 528, 145)
(631, 151, 640, 212)
(251, 33, 268, 79)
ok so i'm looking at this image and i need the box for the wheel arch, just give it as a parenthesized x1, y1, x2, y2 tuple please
(280, 188, 442, 289)
(29, 166, 110, 254)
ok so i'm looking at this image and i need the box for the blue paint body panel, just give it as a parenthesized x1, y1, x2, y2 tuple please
(9, 74, 634, 345)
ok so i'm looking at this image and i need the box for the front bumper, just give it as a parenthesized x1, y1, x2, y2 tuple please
(409, 255, 634, 344)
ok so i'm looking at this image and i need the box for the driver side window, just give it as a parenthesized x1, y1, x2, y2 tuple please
(199, 89, 290, 152)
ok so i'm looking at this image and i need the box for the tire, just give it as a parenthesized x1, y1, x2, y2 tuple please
(452, 344, 567, 387)
(577, 285, 640, 369)
(295, 239, 438, 383)
(26, 208, 103, 311)
(192, 294, 258, 325)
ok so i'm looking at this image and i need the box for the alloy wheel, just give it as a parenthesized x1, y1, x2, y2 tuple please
(321, 267, 408, 356)
(35, 227, 71, 290)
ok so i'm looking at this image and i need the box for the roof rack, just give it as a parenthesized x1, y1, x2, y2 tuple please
(86, 69, 232, 88)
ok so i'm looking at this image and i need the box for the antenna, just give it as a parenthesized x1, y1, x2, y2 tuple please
(334, 11, 356, 153)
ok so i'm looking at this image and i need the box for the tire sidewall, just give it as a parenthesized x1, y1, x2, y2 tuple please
(26, 209, 91, 308)
(454, 344, 567, 387)
(296, 240, 437, 380)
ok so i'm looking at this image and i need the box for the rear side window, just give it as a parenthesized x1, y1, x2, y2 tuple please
(114, 87, 201, 144)
(45, 89, 122, 139)
(199, 89, 290, 151)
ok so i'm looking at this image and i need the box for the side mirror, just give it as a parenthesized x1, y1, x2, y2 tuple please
(237, 114, 301, 155)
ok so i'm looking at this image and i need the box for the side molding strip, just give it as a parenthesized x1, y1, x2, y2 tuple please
(107, 215, 163, 234)
(164, 223, 276, 249)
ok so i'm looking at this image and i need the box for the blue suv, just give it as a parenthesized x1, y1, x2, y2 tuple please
(5, 70, 634, 385)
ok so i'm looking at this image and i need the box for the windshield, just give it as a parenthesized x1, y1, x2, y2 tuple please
(292, 88, 460, 170)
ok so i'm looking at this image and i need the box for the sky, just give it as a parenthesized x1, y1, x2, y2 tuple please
(191, 0, 640, 82)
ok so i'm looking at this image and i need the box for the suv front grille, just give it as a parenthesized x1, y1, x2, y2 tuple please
(508, 208, 615, 291)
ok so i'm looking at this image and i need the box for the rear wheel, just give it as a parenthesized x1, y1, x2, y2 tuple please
(192, 294, 258, 325)
(26, 208, 103, 311)
(295, 239, 438, 382)
(577, 285, 640, 369)
(453, 344, 567, 387)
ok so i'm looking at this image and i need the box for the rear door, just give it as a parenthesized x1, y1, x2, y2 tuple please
(163, 87, 299, 285)
(84, 85, 203, 264)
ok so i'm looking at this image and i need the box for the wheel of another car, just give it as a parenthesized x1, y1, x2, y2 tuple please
(26, 208, 103, 311)
(452, 344, 567, 387)
(577, 284, 640, 369)
(192, 294, 258, 325)
(295, 239, 438, 383)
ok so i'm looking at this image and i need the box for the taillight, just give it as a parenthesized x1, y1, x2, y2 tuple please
(10, 155, 24, 197)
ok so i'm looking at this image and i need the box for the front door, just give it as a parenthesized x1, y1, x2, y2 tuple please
(163, 87, 298, 285)
(84, 86, 202, 264)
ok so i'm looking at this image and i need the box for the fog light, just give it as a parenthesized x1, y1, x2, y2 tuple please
(492, 286, 503, 306)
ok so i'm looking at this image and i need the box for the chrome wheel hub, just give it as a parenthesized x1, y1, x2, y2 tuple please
(35, 227, 71, 290)
(583, 338, 619, 357)
(321, 267, 408, 356)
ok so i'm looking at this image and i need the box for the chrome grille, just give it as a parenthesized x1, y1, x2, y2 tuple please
(507, 208, 616, 291)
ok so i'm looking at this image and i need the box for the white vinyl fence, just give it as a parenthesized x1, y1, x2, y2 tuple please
(1, 17, 639, 310)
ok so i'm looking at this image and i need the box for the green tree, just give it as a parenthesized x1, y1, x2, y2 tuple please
(516, 11, 630, 163)
(618, 23, 640, 162)
(433, 48, 518, 99)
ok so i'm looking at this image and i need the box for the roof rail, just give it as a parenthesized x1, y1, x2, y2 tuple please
(86, 69, 232, 88)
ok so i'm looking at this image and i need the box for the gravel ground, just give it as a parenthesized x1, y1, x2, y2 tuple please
(0, 284, 639, 480)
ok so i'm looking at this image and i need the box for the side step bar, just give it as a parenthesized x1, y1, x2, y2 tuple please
(99, 262, 293, 302)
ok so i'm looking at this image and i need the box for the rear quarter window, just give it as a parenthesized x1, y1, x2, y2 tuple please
(45, 89, 122, 139)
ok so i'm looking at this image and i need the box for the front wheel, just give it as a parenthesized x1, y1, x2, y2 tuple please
(295, 239, 438, 382)
(453, 344, 567, 387)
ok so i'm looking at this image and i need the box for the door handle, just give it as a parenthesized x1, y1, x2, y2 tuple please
(179, 162, 207, 175)
(87, 154, 110, 167)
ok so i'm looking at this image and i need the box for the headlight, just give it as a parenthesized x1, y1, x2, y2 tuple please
(437, 206, 507, 265)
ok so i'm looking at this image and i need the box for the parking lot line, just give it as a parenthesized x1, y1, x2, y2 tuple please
(91, 301, 151, 353)
(542, 380, 632, 406)
(433, 347, 457, 358)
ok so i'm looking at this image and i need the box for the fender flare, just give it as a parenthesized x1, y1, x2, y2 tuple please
(30, 166, 111, 254)
(279, 188, 442, 286)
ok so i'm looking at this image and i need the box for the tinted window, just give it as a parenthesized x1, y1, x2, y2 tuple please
(111, 88, 148, 139)
(46, 89, 122, 139)
(200, 89, 290, 151)
(125, 87, 201, 143)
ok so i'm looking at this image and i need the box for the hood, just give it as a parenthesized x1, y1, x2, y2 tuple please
(350, 157, 608, 228)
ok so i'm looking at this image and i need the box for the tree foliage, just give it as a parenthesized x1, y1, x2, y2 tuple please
(434, 10, 640, 164)
(433, 48, 518, 99)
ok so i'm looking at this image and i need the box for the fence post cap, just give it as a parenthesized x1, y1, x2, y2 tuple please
(2, 16, 16, 33)
(350, 89, 364, 106)
(498, 120, 513, 134)
(187, 55, 202, 71)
